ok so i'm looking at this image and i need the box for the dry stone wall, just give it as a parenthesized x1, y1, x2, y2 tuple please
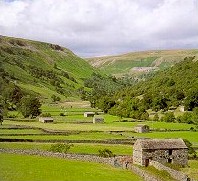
(0, 148, 115, 165)
(150, 160, 190, 181)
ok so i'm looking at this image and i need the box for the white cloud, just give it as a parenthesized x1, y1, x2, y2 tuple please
(0, 0, 197, 57)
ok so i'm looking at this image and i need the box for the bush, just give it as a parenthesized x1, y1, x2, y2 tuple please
(59, 113, 66, 116)
(41, 113, 51, 117)
(49, 143, 73, 153)
(98, 149, 115, 157)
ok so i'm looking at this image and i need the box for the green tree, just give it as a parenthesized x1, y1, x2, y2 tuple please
(184, 88, 198, 111)
(183, 139, 197, 158)
(19, 96, 41, 118)
(161, 112, 175, 122)
(153, 113, 159, 122)
(51, 94, 61, 102)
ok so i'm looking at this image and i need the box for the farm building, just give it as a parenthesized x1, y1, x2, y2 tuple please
(93, 116, 104, 123)
(134, 124, 149, 133)
(39, 117, 54, 123)
(133, 138, 188, 167)
(84, 112, 95, 117)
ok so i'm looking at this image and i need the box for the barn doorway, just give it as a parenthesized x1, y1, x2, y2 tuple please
(145, 159, 149, 167)
(168, 158, 172, 163)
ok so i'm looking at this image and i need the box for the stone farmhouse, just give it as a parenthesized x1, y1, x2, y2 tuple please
(133, 138, 188, 167)
(93, 116, 104, 123)
(84, 112, 95, 117)
(39, 117, 53, 123)
(134, 124, 149, 133)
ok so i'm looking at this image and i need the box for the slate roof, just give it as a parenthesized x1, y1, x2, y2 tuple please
(40, 117, 53, 120)
(135, 124, 149, 128)
(134, 138, 188, 149)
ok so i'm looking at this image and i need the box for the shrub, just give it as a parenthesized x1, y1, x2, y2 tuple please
(59, 113, 66, 116)
(49, 143, 73, 153)
(41, 113, 51, 117)
(98, 149, 115, 157)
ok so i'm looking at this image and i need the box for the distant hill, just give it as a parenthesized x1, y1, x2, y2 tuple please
(0, 35, 96, 101)
(86, 49, 198, 77)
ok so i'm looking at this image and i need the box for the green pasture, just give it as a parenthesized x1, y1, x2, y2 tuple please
(0, 129, 43, 135)
(3, 119, 194, 132)
(125, 131, 198, 146)
(0, 142, 133, 155)
(182, 160, 198, 180)
(0, 131, 126, 140)
(0, 153, 142, 181)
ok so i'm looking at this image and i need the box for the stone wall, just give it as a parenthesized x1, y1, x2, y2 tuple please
(0, 148, 115, 165)
(150, 160, 190, 181)
(131, 165, 161, 181)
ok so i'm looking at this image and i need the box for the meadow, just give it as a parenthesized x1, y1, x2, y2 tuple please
(1, 101, 198, 181)
(0, 142, 133, 155)
(0, 153, 142, 181)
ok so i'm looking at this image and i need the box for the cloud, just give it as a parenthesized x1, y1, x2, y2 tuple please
(0, 0, 197, 57)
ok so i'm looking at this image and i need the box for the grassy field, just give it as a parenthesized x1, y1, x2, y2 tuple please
(182, 160, 198, 180)
(124, 131, 198, 146)
(0, 142, 133, 155)
(0, 153, 142, 181)
(0, 129, 44, 135)
(86, 49, 198, 76)
(0, 131, 127, 140)
(3, 119, 195, 131)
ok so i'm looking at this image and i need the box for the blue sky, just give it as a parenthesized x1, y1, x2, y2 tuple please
(0, 0, 198, 57)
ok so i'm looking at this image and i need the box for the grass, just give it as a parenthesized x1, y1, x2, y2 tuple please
(0, 142, 133, 155)
(87, 49, 198, 76)
(0, 131, 127, 140)
(124, 131, 198, 146)
(142, 165, 176, 181)
(182, 160, 198, 180)
(0, 153, 142, 181)
(0, 129, 44, 134)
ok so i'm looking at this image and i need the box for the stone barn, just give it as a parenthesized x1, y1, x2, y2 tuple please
(39, 117, 53, 123)
(93, 116, 104, 123)
(84, 112, 95, 117)
(133, 138, 188, 167)
(134, 124, 149, 133)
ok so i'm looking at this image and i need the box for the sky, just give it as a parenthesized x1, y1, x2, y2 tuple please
(0, 0, 198, 57)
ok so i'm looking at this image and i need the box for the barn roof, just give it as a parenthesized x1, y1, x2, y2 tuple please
(134, 138, 188, 149)
(135, 124, 148, 128)
(84, 112, 95, 114)
(40, 117, 53, 120)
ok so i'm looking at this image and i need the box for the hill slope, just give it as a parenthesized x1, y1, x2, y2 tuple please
(86, 49, 198, 77)
(0, 35, 95, 101)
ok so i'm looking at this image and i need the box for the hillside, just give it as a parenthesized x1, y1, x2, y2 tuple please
(91, 56, 198, 122)
(86, 49, 198, 77)
(0, 35, 96, 101)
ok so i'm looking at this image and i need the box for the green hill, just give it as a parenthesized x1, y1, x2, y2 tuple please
(0, 35, 96, 101)
(92, 56, 198, 122)
(86, 49, 198, 77)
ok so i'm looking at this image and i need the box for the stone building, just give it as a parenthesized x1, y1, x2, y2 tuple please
(93, 116, 104, 123)
(84, 112, 95, 117)
(39, 117, 53, 123)
(133, 138, 188, 167)
(134, 124, 149, 133)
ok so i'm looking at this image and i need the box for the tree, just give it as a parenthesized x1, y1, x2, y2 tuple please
(183, 139, 197, 158)
(153, 113, 159, 122)
(51, 94, 61, 102)
(184, 88, 198, 111)
(19, 96, 41, 118)
(0, 106, 3, 125)
(161, 112, 175, 122)
(0, 96, 5, 125)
